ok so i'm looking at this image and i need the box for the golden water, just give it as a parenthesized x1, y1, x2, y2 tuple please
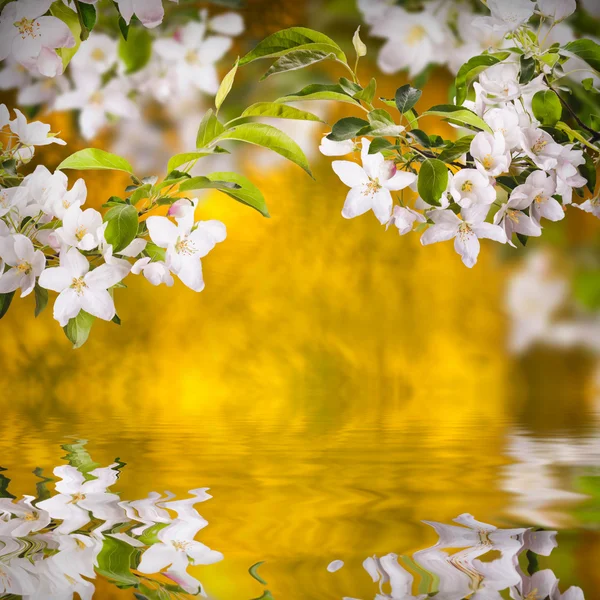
(1, 46, 600, 600)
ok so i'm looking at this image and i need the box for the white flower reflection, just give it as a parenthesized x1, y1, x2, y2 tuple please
(0, 443, 223, 599)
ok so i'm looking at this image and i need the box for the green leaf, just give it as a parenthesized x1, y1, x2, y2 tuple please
(395, 84, 422, 114)
(532, 90, 562, 126)
(563, 39, 600, 73)
(178, 176, 240, 192)
(519, 54, 536, 84)
(64, 311, 95, 349)
(276, 84, 358, 105)
(418, 159, 448, 207)
(404, 108, 419, 129)
(96, 536, 140, 587)
(455, 52, 510, 105)
(239, 27, 346, 65)
(339, 77, 363, 95)
(216, 59, 239, 112)
(438, 135, 475, 162)
(206, 172, 269, 217)
(196, 109, 225, 149)
(145, 243, 166, 262)
(353, 26, 367, 58)
(249, 561, 268, 585)
(0, 292, 15, 320)
(423, 105, 493, 133)
(354, 78, 377, 104)
(118, 15, 129, 40)
(77, 2, 97, 35)
(103, 204, 138, 253)
(408, 129, 431, 148)
(236, 102, 323, 123)
(57, 149, 134, 173)
(327, 117, 370, 141)
(360, 109, 404, 137)
(129, 183, 152, 205)
(118, 27, 152, 74)
(61, 440, 100, 475)
(50, 2, 82, 69)
(582, 152, 597, 194)
(214, 123, 312, 176)
(166, 150, 226, 174)
(34, 284, 48, 318)
(261, 50, 336, 80)
(368, 138, 395, 154)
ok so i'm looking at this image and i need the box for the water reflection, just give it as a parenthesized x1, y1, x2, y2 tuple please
(0, 442, 593, 599)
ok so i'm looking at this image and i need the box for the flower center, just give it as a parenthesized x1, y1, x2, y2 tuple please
(532, 138, 547, 155)
(175, 236, 196, 256)
(482, 155, 494, 170)
(70, 492, 86, 504)
(508, 209, 520, 223)
(75, 226, 88, 241)
(91, 48, 105, 62)
(89, 91, 103, 105)
(24, 511, 39, 522)
(185, 50, 199, 64)
(62, 198, 72, 209)
(525, 589, 541, 600)
(70, 277, 88, 296)
(364, 178, 381, 196)
(461, 180, 473, 193)
(172, 540, 191, 552)
(17, 261, 32, 275)
(407, 25, 426, 46)
(534, 194, 547, 204)
(14, 17, 40, 39)
(0, 192, 9, 208)
(76, 538, 86, 550)
(458, 222, 474, 240)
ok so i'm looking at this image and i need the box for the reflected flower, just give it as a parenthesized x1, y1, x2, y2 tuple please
(0, 496, 50, 537)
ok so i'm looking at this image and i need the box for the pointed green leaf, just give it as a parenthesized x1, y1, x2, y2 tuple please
(96, 536, 140, 587)
(438, 135, 475, 162)
(206, 172, 269, 217)
(423, 105, 492, 133)
(118, 27, 152, 74)
(239, 27, 346, 65)
(50, 2, 81, 69)
(354, 78, 377, 104)
(395, 84, 422, 114)
(276, 84, 358, 105)
(64, 311, 95, 349)
(196, 109, 225, 149)
(214, 123, 312, 176)
(327, 117, 370, 141)
(57, 149, 134, 173)
(532, 90, 562, 126)
(261, 49, 336, 80)
(166, 149, 228, 174)
(103, 204, 138, 253)
(34, 284, 48, 318)
(178, 177, 240, 192)
(455, 52, 511, 105)
(563, 39, 600, 72)
(216, 58, 239, 112)
(0, 292, 15, 320)
(353, 26, 367, 58)
(235, 102, 323, 124)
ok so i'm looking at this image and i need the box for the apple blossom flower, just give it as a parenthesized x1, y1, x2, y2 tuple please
(387, 205, 426, 235)
(0, 103, 9, 128)
(471, 131, 511, 177)
(449, 168, 496, 208)
(146, 213, 226, 292)
(494, 192, 542, 245)
(319, 135, 356, 157)
(114, 0, 178, 29)
(369, 4, 450, 77)
(511, 170, 564, 226)
(520, 128, 563, 170)
(55, 71, 139, 140)
(119, 491, 175, 535)
(154, 21, 233, 95)
(208, 11, 244, 36)
(421, 206, 507, 268)
(0, 234, 45, 297)
(38, 247, 128, 326)
(0, 0, 75, 77)
(537, 0, 577, 22)
(479, 62, 522, 103)
(476, 0, 536, 34)
(0, 548, 38, 596)
(37, 463, 126, 534)
(575, 197, 600, 218)
(554, 145, 587, 205)
(137, 519, 223, 595)
(131, 257, 174, 287)
(332, 138, 417, 224)
(553, 587, 585, 600)
(9, 108, 65, 149)
(483, 107, 522, 150)
(0, 187, 29, 221)
(0, 496, 51, 537)
(71, 33, 118, 74)
(56, 205, 103, 251)
(363, 553, 426, 600)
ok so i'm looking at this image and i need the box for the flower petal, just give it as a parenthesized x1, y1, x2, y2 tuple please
(331, 161, 368, 188)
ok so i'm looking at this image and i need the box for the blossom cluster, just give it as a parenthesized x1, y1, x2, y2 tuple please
(309, 0, 599, 267)
(330, 513, 584, 600)
(358, 0, 600, 77)
(0, 2, 244, 143)
(0, 446, 222, 597)
(0, 105, 227, 342)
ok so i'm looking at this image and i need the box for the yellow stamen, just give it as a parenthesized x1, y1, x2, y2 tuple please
(407, 25, 426, 46)
(70, 278, 87, 296)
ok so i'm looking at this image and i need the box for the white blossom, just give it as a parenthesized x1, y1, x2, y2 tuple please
(57, 205, 103, 251)
(575, 197, 600, 218)
(483, 106, 522, 150)
(38, 247, 128, 326)
(479, 62, 522, 103)
(421, 205, 507, 268)
(520, 127, 563, 171)
(494, 192, 542, 245)
(387, 205, 426, 236)
(131, 257, 174, 287)
(113, 0, 178, 29)
(0, 0, 75, 77)
(0, 234, 45, 297)
(476, 0, 536, 34)
(332, 138, 416, 224)
(537, 0, 577, 22)
(511, 170, 564, 225)
(319, 135, 356, 157)
(471, 131, 511, 177)
(449, 168, 496, 208)
(71, 32, 118, 74)
(9, 108, 66, 149)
